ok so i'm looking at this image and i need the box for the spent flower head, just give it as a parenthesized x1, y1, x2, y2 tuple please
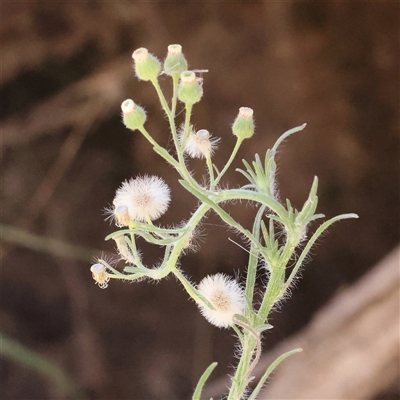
(114, 205, 130, 227)
(90, 263, 110, 289)
(180, 128, 220, 159)
(113, 175, 171, 223)
(197, 273, 245, 328)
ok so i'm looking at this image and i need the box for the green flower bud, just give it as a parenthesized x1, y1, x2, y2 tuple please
(232, 107, 255, 140)
(178, 71, 203, 105)
(132, 48, 161, 81)
(121, 99, 146, 130)
(164, 44, 188, 77)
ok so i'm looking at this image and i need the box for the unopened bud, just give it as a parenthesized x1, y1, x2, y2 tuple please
(178, 71, 203, 105)
(121, 99, 146, 131)
(164, 44, 188, 77)
(132, 48, 161, 81)
(232, 107, 255, 140)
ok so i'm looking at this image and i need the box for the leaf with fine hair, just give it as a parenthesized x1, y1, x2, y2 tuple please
(192, 362, 218, 400)
(248, 348, 303, 400)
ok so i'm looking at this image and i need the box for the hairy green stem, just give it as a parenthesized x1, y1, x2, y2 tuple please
(206, 156, 215, 189)
(233, 318, 262, 382)
(257, 269, 284, 324)
(214, 137, 243, 186)
(147, 203, 211, 279)
(244, 206, 266, 308)
(228, 333, 257, 400)
(181, 103, 194, 151)
(138, 126, 179, 168)
(212, 189, 287, 222)
(171, 75, 179, 118)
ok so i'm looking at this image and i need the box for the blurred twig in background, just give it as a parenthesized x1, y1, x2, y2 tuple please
(1, 224, 103, 261)
(0, 332, 87, 400)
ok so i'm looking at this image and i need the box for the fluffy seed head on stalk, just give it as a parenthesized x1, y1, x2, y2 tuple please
(179, 128, 220, 159)
(113, 175, 171, 223)
(132, 47, 161, 81)
(90, 263, 110, 289)
(197, 273, 245, 328)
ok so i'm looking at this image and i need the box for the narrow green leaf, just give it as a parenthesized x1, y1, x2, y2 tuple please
(286, 213, 359, 287)
(271, 123, 307, 156)
(192, 362, 218, 400)
(308, 213, 325, 222)
(255, 323, 273, 333)
(236, 168, 255, 185)
(233, 314, 252, 326)
(248, 348, 303, 400)
(309, 176, 319, 199)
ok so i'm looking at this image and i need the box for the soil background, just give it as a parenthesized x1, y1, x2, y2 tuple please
(1, 2, 399, 400)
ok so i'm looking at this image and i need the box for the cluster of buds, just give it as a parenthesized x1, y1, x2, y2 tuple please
(92, 45, 255, 331)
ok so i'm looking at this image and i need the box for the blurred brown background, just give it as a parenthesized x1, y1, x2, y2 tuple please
(1, 2, 399, 400)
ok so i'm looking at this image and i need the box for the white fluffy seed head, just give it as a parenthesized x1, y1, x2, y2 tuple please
(113, 175, 171, 223)
(197, 273, 245, 328)
(180, 128, 220, 159)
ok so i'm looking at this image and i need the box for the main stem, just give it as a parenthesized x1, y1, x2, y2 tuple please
(228, 333, 258, 400)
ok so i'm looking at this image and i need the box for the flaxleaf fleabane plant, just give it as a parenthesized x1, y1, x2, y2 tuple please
(90, 45, 358, 399)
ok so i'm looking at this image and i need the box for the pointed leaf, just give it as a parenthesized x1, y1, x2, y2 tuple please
(248, 348, 303, 400)
(192, 362, 218, 400)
